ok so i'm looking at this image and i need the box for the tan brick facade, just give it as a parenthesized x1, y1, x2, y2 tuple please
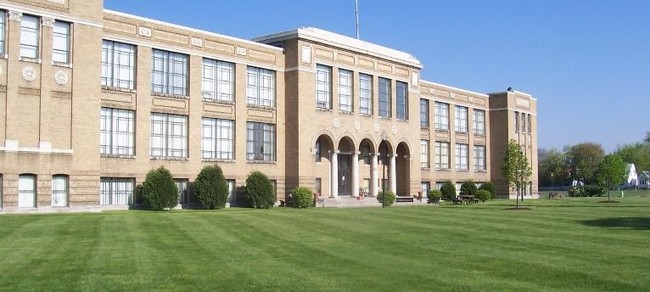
(0, 0, 537, 212)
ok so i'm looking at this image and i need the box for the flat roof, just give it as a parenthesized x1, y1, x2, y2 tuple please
(420, 80, 489, 98)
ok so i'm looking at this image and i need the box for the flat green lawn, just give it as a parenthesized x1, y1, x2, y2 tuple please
(1, 198, 649, 291)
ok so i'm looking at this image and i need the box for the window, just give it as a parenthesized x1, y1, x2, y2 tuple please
(315, 178, 322, 197)
(150, 113, 188, 158)
(18, 174, 36, 208)
(528, 114, 532, 133)
(515, 111, 520, 132)
(378, 77, 391, 118)
(421, 182, 430, 197)
(20, 15, 39, 58)
(100, 178, 134, 205)
(202, 58, 234, 102)
(201, 117, 234, 160)
(455, 106, 468, 132)
(522, 113, 527, 134)
(102, 40, 136, 89)
(396, 81, 408, 120)
(420, 140, 429, 169)
(247, 66, 275, 107)
(0, 11, 7, 54)
(100, 108, 135, 156)
(314, 140, 321, 162)
(339, 69, 353, 112)
(420, 99, 429, 128)
(455, 143, 469, 171)
(52, 21, 70, 63)
(316, 64, 332, 109)
(361, 145, 371, 165)
(473, 109, 485, 135)
(51, 175, 68, 207)
(152, 49, 188, 95)
(175, 179, 188, 205)
(474, 145, 486, 171)
(435, 142, 449, 170)
(359, 73, 372, 115)
(435, 181, 445, 190)
(434, 102, 449, 131)
(227, 179, 236, 205)
(247, 122, 275, 161)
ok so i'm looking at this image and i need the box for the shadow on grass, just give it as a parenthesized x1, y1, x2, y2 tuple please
(580, 217, 650, 230)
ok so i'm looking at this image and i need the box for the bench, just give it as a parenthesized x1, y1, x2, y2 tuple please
(451, 197, 463, 205)
(395, 196, 414, 203)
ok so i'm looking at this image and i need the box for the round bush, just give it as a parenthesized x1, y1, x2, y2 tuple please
(427, 189, 441, 204)
(459, 181, 478, 197)
(244, 171, 275, 209)
(194, 165, 229, 209)
(141, 166, 178, 211)
(478, 182, 496, 199)
(291, 187, 313, 208)
(440, 181, 456, 201)
(377, 191, 396, 207)
(476, 190, 491, 202)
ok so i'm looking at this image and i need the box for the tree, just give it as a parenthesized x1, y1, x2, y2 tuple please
(595, 154, 626, 202)
(244, 171, 275, 209)
(459, 181, 478, 197)
(140, 166, 178, 211)
(644, 131, 650, 144)
(194, 165, 229, 209)
(538, 148, 571, 187)
(440, 180, 456, 201)
(614, 143, 650, 173)
(502, 139, 532, 209)
(566, 143, 605, 185)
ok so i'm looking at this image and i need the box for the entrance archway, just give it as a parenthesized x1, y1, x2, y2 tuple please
(314, 134, 335, 197)
(396, 142, 411, 196)
(337, 137, 355, 196)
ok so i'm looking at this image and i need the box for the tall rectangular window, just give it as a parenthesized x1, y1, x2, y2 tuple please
(247, 66, 275, 107)
(100, 178, 134, 206)
(528, 114, 532, 133)
(51, 175, 68, 207)
(359, 73, 372, 115)
(455, 106, 468, 132)
(474, 145, 486, 171)
(339, 69, 353, 112)
(0, 11, 5, 54)
(435, 102, 449, 131)
(455, 143, 469, 171)
(421, 182, 430, 197)
(150, 113, 188, 158)
(152, 49, 188, 96)
(20, 15, 39, 58)
(420, 99, 429, 128)
(202, 58, 234, 102)
(175, 179, 188, 205)
(18, 174, 36, 208)
(522, 113, 527, 134)
(396, 81, 408, 120)
(435, 142, 449, 170)
(378, 77, 391, 118)
(473, 109, 485, 135)
(100, 108, 135, 156)
(247, 122, 275, 161)
(420, 140, 429, 169)
(52, 21, 70, 63)
(102, 40, 136, 89)
(201, 117, 234, 160)
(515, 111, 520, 132)
(316, 64, 332, 109)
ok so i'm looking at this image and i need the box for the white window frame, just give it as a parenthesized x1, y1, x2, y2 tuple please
(420, 99, 429, 128)
(152, 49, 188, 96)
(316, 64, 332, 109)
(396, 81, 408, 120)
(378, 77, 391, 118)
(100, 107, 135, 156)
(247, 122, 275, 161)
(150, 113, 188, 158)
(51, 175, 68, 207)
(455, 106, 468, 133)
(435, 102, 449, 131)
(420, 140, 429, 169)
(52, 21, 71, 64)
(455, 143, 469, 171)
(201, 117, 234, 160)
(0, 11, 7, 54)
(474, 145, 486, 171)
(435, 142, 449, 170)
(202, 58, 234, 102)
(338, 69, 353, 112)
(359, 73, 372, 115)
(100, 178, 134, 206)
(175, 179, 188, 205)
(18, 174, 36, 208)
(102, 40, 136, 89)
(247, 66, 275, 107)
(473, 109, 485, 135)
(20, 15, 39, 59)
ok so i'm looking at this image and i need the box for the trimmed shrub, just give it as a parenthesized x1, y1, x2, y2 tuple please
(377, 191, 396, 207)
(584, 185, 606, 197)
(141, 166, 178, 211)
(291, 187, 313, 208)
(459, 181, 478, 197)
(244, 171, 275, 209)
(476, 190, 491, 202)
(440, 181, 456, 201)
(427, 189, 441, 204)
(194, 165, 229, 209)
(478, 182, 496, 199)
(568, 186, 584, 197)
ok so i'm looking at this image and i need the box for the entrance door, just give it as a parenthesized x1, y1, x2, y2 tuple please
(338, 154, 351, 196)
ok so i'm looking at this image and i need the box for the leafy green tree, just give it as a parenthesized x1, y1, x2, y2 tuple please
(566, 143, 605, 184)
(194, 165, 229, 209)
(502, 139, 532, 209)
(244, 171, 275, 209)
(644, 131, 650, 144)
(141, 166, 178, 211)
(595, 154, 626, 202)
(614, 143, 650, 173)
(538, 148, 571, 187)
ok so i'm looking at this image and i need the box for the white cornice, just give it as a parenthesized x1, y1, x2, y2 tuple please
(487, 90, 537, 101)
(0, 3, 103, 28)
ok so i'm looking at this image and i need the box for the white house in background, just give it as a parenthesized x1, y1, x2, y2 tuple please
(624, 164, 638, 188)
(639, 171, 650, 189)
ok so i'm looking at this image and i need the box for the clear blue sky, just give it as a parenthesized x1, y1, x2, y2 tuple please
(104, 0, 650, 153)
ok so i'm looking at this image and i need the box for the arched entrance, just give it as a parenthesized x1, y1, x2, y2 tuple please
(358, 139, 375, 196)
(378, 139, 394, 193)
(396, 142, 411, 196)
(314, 134, 335, 197)
(337, 137, 355, 196)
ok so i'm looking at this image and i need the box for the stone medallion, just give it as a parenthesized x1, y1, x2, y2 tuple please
(54, 71, 68, 85)
(22, 66, 36, 82)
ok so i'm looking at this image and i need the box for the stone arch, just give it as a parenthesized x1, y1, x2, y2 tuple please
(396, 142, 411, 196)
